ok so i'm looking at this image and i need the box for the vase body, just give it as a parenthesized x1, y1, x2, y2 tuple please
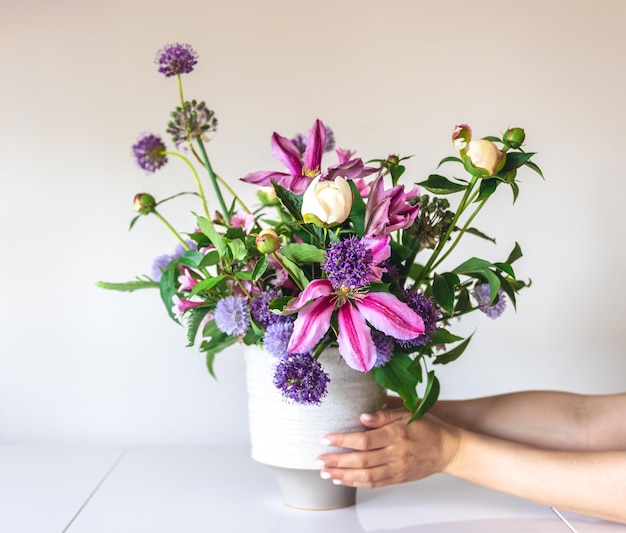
(245, 345, 387, 509)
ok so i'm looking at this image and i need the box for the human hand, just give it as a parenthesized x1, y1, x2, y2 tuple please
(316, 408, 461, 488)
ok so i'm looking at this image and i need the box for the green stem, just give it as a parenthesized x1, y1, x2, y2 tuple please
(431, 196, 487, 272)
(164, 151, 211, 219)
(215, 174, 252, 214)
(412, 176, 478, 288)
(153, 209, 190, 250)
(195, 138, 229, 221)
(176, 75, 185, 107)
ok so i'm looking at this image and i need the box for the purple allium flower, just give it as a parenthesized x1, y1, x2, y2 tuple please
(132, 134, 168, 172)
(151, 253, 172, 281)
(273, 353, 330, 405)
(214, 296, 250, 336)
(291, 125, 334, 156)
(398, 291, 440, 348)
(251, 289, 282, 328)
(323, 126, 335, 153)
(473, 283, 507, 319)
(291, 133, 306, 155)
(166, 100, 218, 146)
(155, 43, 198, 77)
(322, 235, 374, 290)
(371, 330, 395, 367)
(263, 319, 294, 358)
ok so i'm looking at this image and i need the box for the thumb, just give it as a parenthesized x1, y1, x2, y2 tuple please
(360, 407, 410, 428)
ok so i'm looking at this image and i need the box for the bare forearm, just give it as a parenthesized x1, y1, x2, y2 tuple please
(448, 430, 626, 523)
(430, 391, 626, 451)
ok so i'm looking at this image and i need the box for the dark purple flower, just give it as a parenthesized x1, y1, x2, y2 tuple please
(132, 134, 168, 173)
(214, 296, 250, 336)
(263, 319, 294, 358)
(155, 43, 198, 77)
(322, 235, 373, 290)
(371, 330, 395, 367)
(473, 283, 507, 319)
(398, 291, 440, 348)
(251, 289, 282, 328)
(273, 353, 330, 405)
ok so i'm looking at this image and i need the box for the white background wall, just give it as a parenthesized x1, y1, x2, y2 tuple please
(1, 0, 625, 446)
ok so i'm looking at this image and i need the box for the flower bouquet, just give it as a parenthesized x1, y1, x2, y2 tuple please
(97, 43, 543, 420)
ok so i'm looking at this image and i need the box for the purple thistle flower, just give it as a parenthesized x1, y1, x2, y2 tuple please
(263, 319, 294, 358)
(398, 291, 440, 348)
(322, 235, 374, 290)
(473, 283, 507, 319)
(371, 330, 395, 367)
(273, 353, 330, 405)
(151, 253, 172, 282)
(155, 43, 198, 77)
(214, 296, 250, 336)
(132, 134, 168, 173)
(251, 289, 282, 328)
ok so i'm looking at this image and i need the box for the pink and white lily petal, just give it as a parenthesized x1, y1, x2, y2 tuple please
(303, 119, 326, 173)
(322, 158, 377, 182)
(287, 296, 335, 355)
(337, 303, 377, 372)
(271, 132, 305, 176)
(240, 170, 291, 187)
(356, 292, 425, 340)
(285, 279, 333, 312)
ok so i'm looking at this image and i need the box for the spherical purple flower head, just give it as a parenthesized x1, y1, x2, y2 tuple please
(155, 43, 198, 77)
(473, 283, 507, 319)
(214, 296, 250, 336)
(263, 319, 294, 358)
(132, 134, 168, 172)
(151, 253, 172, 282)
(397, 290, 440, 348)
(251, 289, 282, 328)
(322, 235, 374, 290)
(273, 352, 330, 405)
(371, 330, 395, 368)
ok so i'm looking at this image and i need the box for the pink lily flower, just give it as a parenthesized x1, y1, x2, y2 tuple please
(171, 295, 204, 320)
(241, 119, 376, 195)
(177, 266, 198, 291)
(286, 236, 425, 372)
(364, 175, 420, 237)
(231, 209, 255, 233)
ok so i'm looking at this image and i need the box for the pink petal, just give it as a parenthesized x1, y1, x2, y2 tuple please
(287, 296, 334, 354)
(271, 132, 304, 176)
(241, 170, 290, 187)
(303, 119, 326, 172)
(363, 234, 391, 265)
(356, 292, 425, 340)
(285, 279, 333, 312)
(323, 158, 377, 181)
(337, 303, 376, 372)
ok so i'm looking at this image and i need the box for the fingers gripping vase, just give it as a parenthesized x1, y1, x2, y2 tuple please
(245, 345, 387, 510)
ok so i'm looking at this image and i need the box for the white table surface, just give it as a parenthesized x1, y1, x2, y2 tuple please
(1, 445, 624, 533)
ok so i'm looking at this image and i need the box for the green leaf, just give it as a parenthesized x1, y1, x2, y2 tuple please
(429, 328, 464, 345)
(252, 254, 269, 282)
(494, 262, 515, 278)
(509, 181, 520, 203)
(227, 239, 247, 262)
(417, 174, 467, 195)
(280, 255, 310, 290)
(433, 333, 474, 365)
(437, 156, 463, 167)
(159, 261, 179, 321)
(129, 214, 141, 230)
(372, 354, 419, 412)
(189, 275, 227, 297)
(452, 257, 500, 302)
(95, 279, 159, 291)
(454, 286, 471, 314)
(477, 178, 498, 201)
(281, 243, 326, 264)
(432, 273, 456, 315)
(186, 307, 213, 347)
(348, 180, 366, 236)
(408, 371, 440, 422)
(524, 160, 545, 179)
(273, 182, 303, 221)
(497, 151, 536, 174)
(199, 250, 220, 267)
(197, 216, 226, 257)
(506, 242, 523, 264)
(464, 227, 496, 244)
(179, 250, 206, 269)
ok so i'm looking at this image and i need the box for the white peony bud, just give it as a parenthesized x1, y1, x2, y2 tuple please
(466, 139, 504, 176)
(301, 176, 353, 227)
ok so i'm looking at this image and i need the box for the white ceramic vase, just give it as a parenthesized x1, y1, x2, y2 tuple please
(245, 345, 387, 509)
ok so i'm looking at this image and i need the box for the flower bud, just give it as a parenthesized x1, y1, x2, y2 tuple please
(503, 127, 526, 149)
(465, 139, 504, 176)
(255, 229, 280, 254)
(301, 176, 353, 227)
(452, 124, 472, 151)
(257, 186, 278, 206)
(133, 193, 156, 215)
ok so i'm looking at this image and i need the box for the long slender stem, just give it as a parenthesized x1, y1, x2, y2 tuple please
(431, 195, 487, 271)
(153, 209, 190, 250)
(412, 176, 478, 288)
(176, 75, 185, 107)
(215, 174, 252, 214)
(164, 151, 211, 219)
(195, 138, 229, 221)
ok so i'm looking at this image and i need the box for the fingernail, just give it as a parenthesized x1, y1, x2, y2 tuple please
(361, 412, 375, 421)
(321, 437, 331, 446)
(332, 479, 343, 485)
(320, 470, 331, 479)
(315, 459, 325, 468)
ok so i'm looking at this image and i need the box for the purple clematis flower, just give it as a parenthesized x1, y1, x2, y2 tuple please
(364, 174, 420, 237)
(285, 236, 424, 372)
(241, 119, 376, 195)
